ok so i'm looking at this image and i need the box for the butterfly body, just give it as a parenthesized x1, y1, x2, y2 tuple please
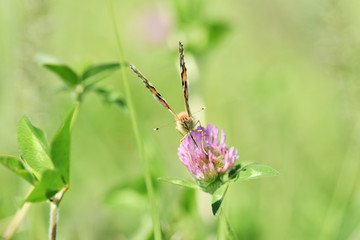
(176, 112, 195, 134)
(130, 41, 196, 137)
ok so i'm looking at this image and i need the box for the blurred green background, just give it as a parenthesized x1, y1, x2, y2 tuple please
(1, 0, 360, 239)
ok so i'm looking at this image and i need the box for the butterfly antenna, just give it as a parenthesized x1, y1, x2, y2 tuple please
(154, 119, 178, 131)
(192, 106, 206, 115)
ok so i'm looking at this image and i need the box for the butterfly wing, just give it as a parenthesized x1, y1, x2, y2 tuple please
(130, 64, 178, 118)
(179, 42, 191, 117)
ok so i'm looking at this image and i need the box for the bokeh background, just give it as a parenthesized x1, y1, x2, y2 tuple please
(1, 0, 360, 239)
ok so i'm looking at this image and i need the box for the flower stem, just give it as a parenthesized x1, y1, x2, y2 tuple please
(48, 187, 68, 240)
(3, 186, 33, 240)
(49, 202, 58, 240)
(218, 208, 237, 240)
(106, 1, 161, 239)
(224, 213, 237, 240)
(217, 209, 227, 240)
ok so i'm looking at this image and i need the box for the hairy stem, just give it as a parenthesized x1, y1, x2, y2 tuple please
(48, 187, 68, 240)
(106, 1, 161, 239)
(49, 202, 58, 240)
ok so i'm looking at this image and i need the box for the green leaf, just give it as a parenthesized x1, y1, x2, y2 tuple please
(211, 182, 229, 216)
(228, 164, 241, 180)
(158, 177, 200, 190)
(198, 178, 223, 194)
(80, 63, 120, 86)
(50, 105, 78, 184)
(0, 155, 34, 184)
(17, 116, 53, 179)
(94, 86, 126, 109)
(237, 163, 280, 181)
(43, 64, 79, 86)
(25, 169, 66, 202)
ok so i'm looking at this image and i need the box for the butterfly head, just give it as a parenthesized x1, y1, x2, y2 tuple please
(176, 112, 195, 134)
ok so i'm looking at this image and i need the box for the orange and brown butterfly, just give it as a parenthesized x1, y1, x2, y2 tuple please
(130, 41, 197, 137)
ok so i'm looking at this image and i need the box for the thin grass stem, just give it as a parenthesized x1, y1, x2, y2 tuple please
(3, 203, 31, 240)
(319, 113, 360, 239)
(3, 186, 33, 240)
(106, 1, 161, 239)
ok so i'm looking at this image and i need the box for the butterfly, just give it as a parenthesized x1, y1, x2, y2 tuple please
(130, 41, 197, 139)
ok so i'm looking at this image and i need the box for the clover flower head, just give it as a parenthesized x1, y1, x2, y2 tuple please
(178, 124, 239, 182)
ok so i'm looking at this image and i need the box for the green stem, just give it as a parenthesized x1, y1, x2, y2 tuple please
(218, 208, 237, 240)
(48, 104, 77, 240)
(319, 113, 360, 239)
(217, 209, 227, 240)
(106, 1, 161, 239)
(224, 213, 237, 240)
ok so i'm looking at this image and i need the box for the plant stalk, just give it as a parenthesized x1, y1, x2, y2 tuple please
(106, 1, 161, 239)
(3, 186, 33, 240)
(3, 203, 31, 240)
(49, 202, 58, 240)
(319, 113, 360, 239)
(217, 209, 227, 240)
(224, 212, 237, 240)
(48, 187, 68, 240)
(218, 208, 237, 240)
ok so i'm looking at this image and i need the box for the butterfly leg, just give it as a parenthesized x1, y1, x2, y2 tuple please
(179, 132, 186, 142)
(179, 131, 200, 149)
(193, 120, 208, 155)
(181, 141, 195, 168)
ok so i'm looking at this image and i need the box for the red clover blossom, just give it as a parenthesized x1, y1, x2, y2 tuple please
(178, 124, 238, 183)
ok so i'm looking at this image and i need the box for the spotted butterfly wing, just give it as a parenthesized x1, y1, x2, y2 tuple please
(130, 64, 177, 118)
(130, 42, 196, 135)
(179, 41, 192, 117)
